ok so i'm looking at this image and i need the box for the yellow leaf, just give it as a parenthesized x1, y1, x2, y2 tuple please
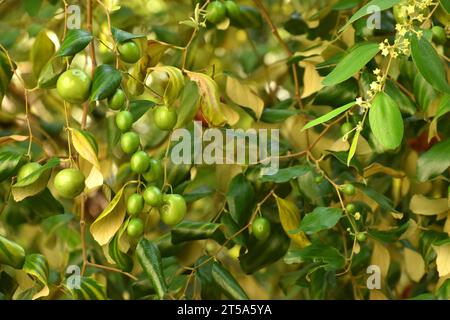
(32, 285, 49, 300)
(371, 241, 390, 278)
(187, 71, 227, 126)
(404, 247, 425, 282)
(433, 243, 450, 277)
(274, 195, 310, 248)
(364, 163, 406, 179)
(151, 66, 184, 104)
(226, 76, 264, 119)
(409, 194, 448, 215)
(300, 62, 323, 98)
(79, 158, 103, 191)
(90, 185, 126, 246)
(369, 290, 388, 300)
(0, 135, 28, 145)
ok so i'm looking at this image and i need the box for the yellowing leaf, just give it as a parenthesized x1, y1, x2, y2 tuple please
(226, 76, 264, 119)
(404, 247, 425, 282)
(186, 71, 227, 127)
(371, 241, 390, 278)
(90, 185, 126, 245)
(151, 66, 184, 104)
(301, 62, 323, 98)
(274, 195, 310, 248)
(409, 194, 448, 215)
(433, 243, 450, 277)
(71, 129, 103, 191)
(0, 135, 28, 145)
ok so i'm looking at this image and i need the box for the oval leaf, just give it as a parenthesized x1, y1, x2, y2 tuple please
(411, 35, 450, 94)
(0, 235, 26, 269)
(136, 238, 167, 300)
(302, 101, 356, 131)
(294, 207, 343, 234)
(111, 27, 145, 43)
(369, 92, 404, 149)
(322, 43, 379, 86)
(417, 139, 450, 182)
(56, 29, 93, 57)
(226, 76, 264, 119)
(275, 195, 310, 248)
(211, 262, 248, 300)
(90, 64, 122, 101)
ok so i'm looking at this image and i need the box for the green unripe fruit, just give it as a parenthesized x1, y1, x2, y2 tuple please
(153, 105, 177, 131)
(252, 217, 271, 241)
(17, 162, 42, 181)
(127, 193, 144, 216)
(224, 0, 241, 20)
(130, 151, 150, 174)
(340, 122, 353, 136)
(346, 203, 357, 214)
(342, 183, 356, 196)
(160, 194, 187, 226)
(356, 233, 366, 242)
(54, 168, 85, 198)
(127, 217, 144, 237)
(117, 41, 141, 64)
(432, 26, 446, 45)
(120, 132, 140, 154)
(206, 1, 227, 24)
(314, 175, 323, 184)
(56, 69, 91, 104)
(108, 89, 126, 110)
(115, 110, 134, 132)
(143, 159, 163, 182)
(143, 186, 163, 207)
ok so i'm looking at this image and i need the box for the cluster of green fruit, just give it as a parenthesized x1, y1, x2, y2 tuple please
(205, 0, 262, 29)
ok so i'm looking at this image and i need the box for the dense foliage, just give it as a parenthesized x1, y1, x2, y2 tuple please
(0, 0, 449, 300)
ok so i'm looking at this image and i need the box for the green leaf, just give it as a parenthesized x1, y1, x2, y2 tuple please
(314, 78, 359, 108)
(239, 224, 291, 274)
(90, 64, 122, 102)
(302, 102, 356, 131)
(90, 184, 126, 245)
(260, 165, 310, 183)
(226, 174, 255, 227)
(30, 30, 55, 78)
(354, 182, 395, 212)
(195, 256, 221, 299)
(12, 157, 60, 202)
(414, 72, 438, 111)
(221, 213, 247, 246)
(284, 242, 346, 270)
(183, 186, 214, 202)
(211, 262, 248, 300)
(24, 0, 42, 16)
(22, 254, 48, 287)
(171, 221, 223, 244)
(327, 151, 363, 175)
(369, 92, 404, 150)
(416, 139, 450, 182)
(368, 221, 410, 243)
(411, 35, 450, 94)
(292, 207, 343, 234)
(0, 235, 26, 269)
(339, 0, 400, 32)
(108, 221, 133, 272)
(136, 238, 167, 300)
(67, 277, 107, 300)
(0, 151, 25, 182)
(347, 129, 360, 166)
(0, 51, 16, 104)
(129, 100, 156, 122)
(441, 0, 450, 13)
(56, 29, 93, 57)
(322, 43, 379, 86)
(261, 108, 297, 123)
(111, 27, 145, 43)
(22, 188, 64, 219)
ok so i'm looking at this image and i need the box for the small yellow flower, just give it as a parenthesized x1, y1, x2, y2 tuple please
(373, 68, 381, 75)
(354, 212, 361, 221)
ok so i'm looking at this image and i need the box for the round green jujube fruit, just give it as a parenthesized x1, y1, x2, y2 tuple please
(120, 131, 140, 154)
(356, 233, 366, 242)
(127, 193, 144, 216)
(117, 41, 141, 64)
(224, 0, 241, 20)
(17, 162, 42, 181)
(127, 217, 144, 237)
(130, 151, 150, 174)
(56, 69, 91, 104)
(342, 183, 356, 196)
(206, 1, 227, 24)
(432, 26, 447, 45)
(108, 89, 126, 110)
(143, 186, 163, 207)
(346, 203, 357, 214)
(54, 168, 85, 198)
(153, 105, 177, 131)
(252, 217, 271, 241)
(115, 110, 134, 132)
(159, 194, 187, 226)
(143, 159, 163, 182)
